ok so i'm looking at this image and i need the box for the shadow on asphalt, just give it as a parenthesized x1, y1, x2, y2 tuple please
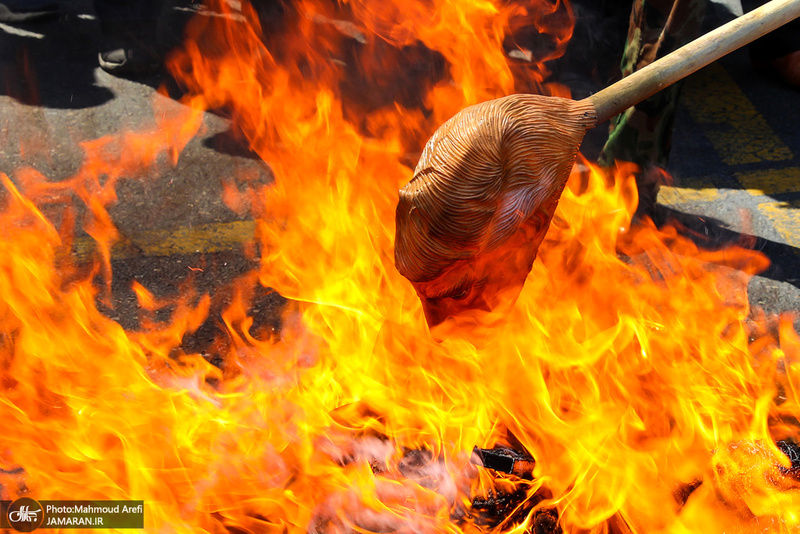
(0, 14, 118, 109)
(0, 2, 200, 109)
(656, 205, 800, 289)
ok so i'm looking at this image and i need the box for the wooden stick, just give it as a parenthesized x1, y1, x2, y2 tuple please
(586, 0, 800, 125)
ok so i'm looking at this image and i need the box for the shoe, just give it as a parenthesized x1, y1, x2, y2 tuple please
(770, 51, 800, 89)
(0, 1, 58, 22)
(98, 48, 161, 76)
(98, 20, 162, 77)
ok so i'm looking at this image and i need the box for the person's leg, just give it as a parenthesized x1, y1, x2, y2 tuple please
(598, 0, 708, 216)
(95, 0, 164, 75)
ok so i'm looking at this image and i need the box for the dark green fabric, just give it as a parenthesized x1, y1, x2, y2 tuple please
(599, 0, 708, 169)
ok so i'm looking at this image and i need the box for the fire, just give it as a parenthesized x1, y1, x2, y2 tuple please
(2, 0, 800, 532)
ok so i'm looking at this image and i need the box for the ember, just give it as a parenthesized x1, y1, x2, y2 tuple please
(1, 0, 800, 533)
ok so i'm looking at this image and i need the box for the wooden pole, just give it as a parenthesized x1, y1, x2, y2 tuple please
(586, 0, 800, 125)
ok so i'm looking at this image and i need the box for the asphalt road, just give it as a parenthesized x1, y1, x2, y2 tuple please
(0, 0, 798, 338)
(660, 6, 800, 320)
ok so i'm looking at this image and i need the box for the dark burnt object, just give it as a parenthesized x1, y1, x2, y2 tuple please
(473, 446, 536, 479)
(777, 440, 800, 477)
(467, 447, 560, 533)
(468, 487, 561, 534)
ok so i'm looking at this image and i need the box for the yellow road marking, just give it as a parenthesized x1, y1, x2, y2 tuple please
(682, 63, 793, 165)
(736, 168, 800, 196)
(73, 220, 256, 261)
(658, 186, 722, 205)
(65, 176, 799, 262)
(757, 202, 800, 248)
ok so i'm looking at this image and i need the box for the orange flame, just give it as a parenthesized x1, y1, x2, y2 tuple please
(1, 0, 800, 532)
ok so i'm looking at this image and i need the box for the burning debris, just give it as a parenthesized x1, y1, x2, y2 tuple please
(1, 0, 800, 532)
(473, 447, 536, 479)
